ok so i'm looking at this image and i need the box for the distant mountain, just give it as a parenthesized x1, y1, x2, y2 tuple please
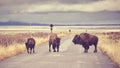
(0, 11, 120, 26)
(0, 21, 120, 26)
(32, 11, 120, 24)
(53, 23, 120, 26)
(0, 21, 49, 26)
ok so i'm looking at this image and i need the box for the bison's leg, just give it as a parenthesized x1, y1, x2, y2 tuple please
(32, 48, 35, 53)
(25, 43, 30, 54)
(26, 48, 30, 54)
(27, 48, 30, 54)
(30, 48, 32, 54)
(33, 45, 35, 53)
(82, 45, 87, 53)
(26, 47, 29, 54)
(83, 45, 89, 53)
(94, 38, 98, 53)
(94, 41, 98, 53)
(33, 48, 35, 53)
(29, 45, 33, 54)
(84, 48, 88, 53)
(52, 45, 56, 52)
(49, 42, 51, 52)
(94, 44, 97, 53)
(57, 45, 59, 52)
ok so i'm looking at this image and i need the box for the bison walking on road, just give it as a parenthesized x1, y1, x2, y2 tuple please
(25, 38, 36, 54)
(49, 33, 61, 52)
(72, 33, 98, 53)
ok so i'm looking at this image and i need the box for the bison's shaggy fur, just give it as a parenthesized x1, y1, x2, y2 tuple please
(25, 38, 36, 54)
(49, 33, 61, 52)
(72, 33, 98, 53)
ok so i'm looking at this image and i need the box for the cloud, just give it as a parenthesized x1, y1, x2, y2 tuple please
(0, 0, 120, 14)
(17, 0, 120, 13)
(0, 0, 120, 23)
(0, 0, 98, 5)
(55, 0, 99, 4)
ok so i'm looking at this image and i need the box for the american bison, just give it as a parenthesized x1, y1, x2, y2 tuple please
(49, 33, 61, 52)
(25, 38, 36, 54)
(72, 33, 98, 53)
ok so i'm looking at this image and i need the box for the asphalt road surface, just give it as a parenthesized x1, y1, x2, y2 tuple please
(0, 36, 118, 68)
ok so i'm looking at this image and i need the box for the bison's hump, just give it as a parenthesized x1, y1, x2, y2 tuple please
(80, 33, 98, 42)
(80, 33, 89, 40)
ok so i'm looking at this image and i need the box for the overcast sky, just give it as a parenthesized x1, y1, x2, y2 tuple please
(0, 0, 120, 24)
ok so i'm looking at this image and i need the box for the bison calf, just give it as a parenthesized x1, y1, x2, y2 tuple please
(49, 33, 61, 52)
(25, 38, 36, 54)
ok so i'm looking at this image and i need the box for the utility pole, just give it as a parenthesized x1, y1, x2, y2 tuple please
(29, 23, 32, 38)
(50, 24, 54, 33)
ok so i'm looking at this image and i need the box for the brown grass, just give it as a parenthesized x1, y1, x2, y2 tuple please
(0, 32, 49, 60)
(98, 32, 120, 67)
(0, 32, 68, 61)
(1, 30, 120, 67)
(0, 44, 25, 60)
(0, 32, 49, 47)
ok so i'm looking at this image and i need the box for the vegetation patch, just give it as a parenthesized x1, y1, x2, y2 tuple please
(98, 32, 120, 67)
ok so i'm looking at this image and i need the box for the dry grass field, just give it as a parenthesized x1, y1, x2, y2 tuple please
(0, 31, 68, 61)
(97, 32, 120, 67)
(0, 32, 49, 60)
(0, 26, 120, 67)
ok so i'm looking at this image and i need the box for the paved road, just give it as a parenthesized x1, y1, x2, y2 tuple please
(0, 36, 118, 68)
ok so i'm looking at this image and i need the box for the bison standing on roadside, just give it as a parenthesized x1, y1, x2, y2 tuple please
(25, 38, 36, 54)
(49, 33, 61, 52)
(72, 33, 98, 53)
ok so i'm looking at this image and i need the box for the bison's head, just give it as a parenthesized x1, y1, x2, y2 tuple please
(72, 35, 81, 45)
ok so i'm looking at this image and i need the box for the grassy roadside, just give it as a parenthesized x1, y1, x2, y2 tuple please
(0, 32, 69, 61)
(0, 37, 50, 61)
(0, 44, 25, 60)
(98, 32, 120, 67)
